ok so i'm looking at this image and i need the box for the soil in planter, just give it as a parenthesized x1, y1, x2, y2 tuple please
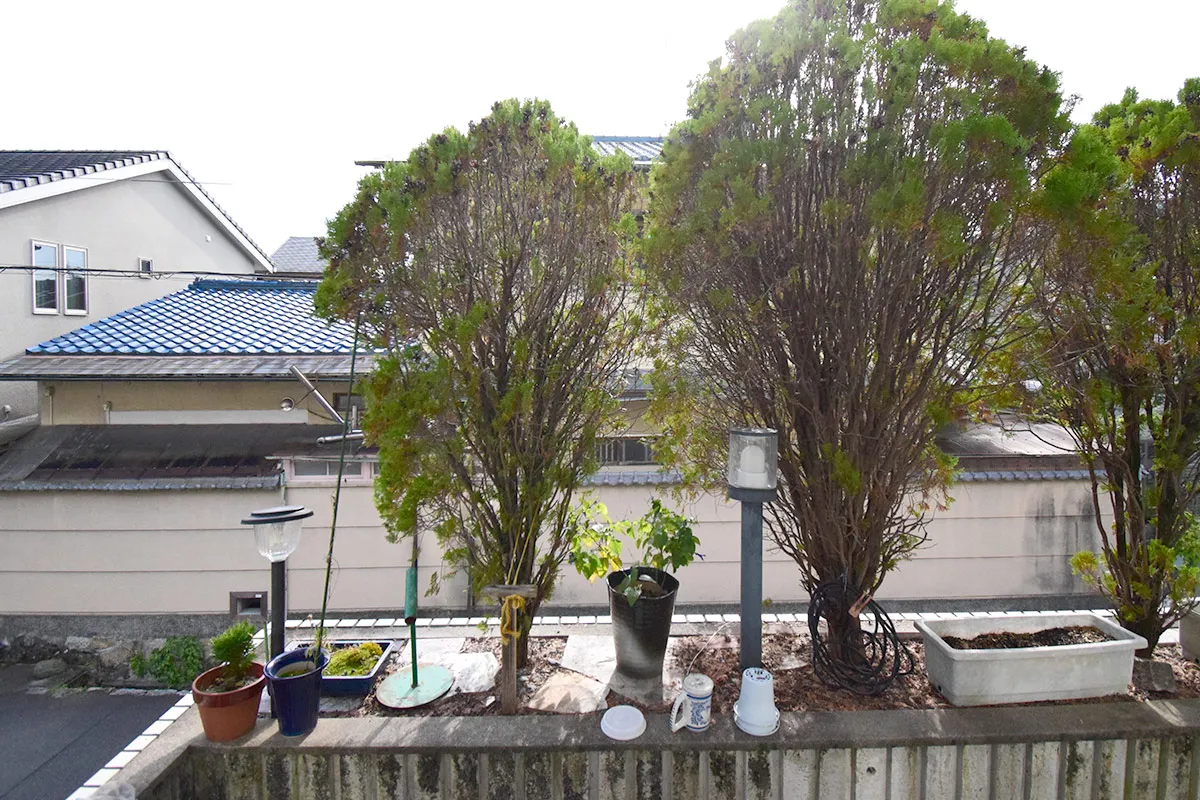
(941, 626, 1112, 651)
(277, 661, 319, 678)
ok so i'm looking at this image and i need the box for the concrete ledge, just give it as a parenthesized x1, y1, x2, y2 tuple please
(123, 700, 1200, 799)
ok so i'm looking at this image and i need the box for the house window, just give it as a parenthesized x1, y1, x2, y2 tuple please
(138, 258, 153, 277)
(596, 437, 658, 466)
(287, 458, 374, 482)
(30, 240, 88, 315)
(32, 241, 58, 314)
(63, 246, 88, 314)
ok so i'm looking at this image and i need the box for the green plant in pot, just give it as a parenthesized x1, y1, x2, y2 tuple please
(572, 498, 701, 679)
(191, 621, 267, 743)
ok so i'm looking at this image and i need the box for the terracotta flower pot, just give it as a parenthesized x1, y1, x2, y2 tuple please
(191, 662, 266, 742)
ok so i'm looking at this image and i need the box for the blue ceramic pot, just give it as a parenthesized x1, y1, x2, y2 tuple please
(265, 647, 329, 736)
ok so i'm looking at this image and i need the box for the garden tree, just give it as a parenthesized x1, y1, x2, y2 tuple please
(645, 0, 1067, 684)
(1031, 80, 1200, 655)
(317, 100, 641, 666)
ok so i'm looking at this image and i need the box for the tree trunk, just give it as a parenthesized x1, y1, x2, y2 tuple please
(825, 608, 867, 667)
(1123, 615, 1163, 659)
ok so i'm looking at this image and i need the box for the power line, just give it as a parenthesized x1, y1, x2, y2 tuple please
(0, 264, 323, 281)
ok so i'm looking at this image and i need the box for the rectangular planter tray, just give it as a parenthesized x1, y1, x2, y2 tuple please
(286, 639, 396, 697)
(915, 612, 1147, 706)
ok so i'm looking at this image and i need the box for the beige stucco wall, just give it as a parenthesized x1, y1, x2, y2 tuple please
(0, 477, 1100, 616)
(41, 380, 352, 425)
(0, 177, 261, 416)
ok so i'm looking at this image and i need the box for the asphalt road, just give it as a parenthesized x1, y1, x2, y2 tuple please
(0, 666, 177, 800)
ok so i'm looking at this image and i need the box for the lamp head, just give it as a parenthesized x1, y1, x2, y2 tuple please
(241, 505, 313, 562)
(727, 429, 778, 499)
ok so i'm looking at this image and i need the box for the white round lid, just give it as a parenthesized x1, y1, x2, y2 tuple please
(600, 705, 646, 741)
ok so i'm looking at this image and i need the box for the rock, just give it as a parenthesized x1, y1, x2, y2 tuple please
(98, 644, 134, 669)
(526, 672, 609, 714)
(32, 658, 66, 679)
(443, 652, 499, 694)
(1133, 658, 1176, 694)
(65, 636, 92, 652)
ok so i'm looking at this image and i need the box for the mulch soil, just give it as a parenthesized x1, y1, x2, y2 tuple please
(337, 628, 1200, 718)
(941, 626, 1111, 650)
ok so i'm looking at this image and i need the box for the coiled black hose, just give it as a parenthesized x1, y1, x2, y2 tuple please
(808, 577, 914, 696)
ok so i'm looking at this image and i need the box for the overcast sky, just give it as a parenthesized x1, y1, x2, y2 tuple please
(5, 1, 1197, 258)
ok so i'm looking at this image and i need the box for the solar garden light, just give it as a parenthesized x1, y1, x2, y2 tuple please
(727, 429, 778, 671)
(241, 505, 313, 660)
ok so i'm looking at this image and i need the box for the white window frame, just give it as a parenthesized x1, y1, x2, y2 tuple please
(138, 257, 153, 278)
(30, 240, 59, 315)
(62, 244, 88, 316)
(284, 457, 375, 485)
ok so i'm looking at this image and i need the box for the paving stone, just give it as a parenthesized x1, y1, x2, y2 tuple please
(320, 696, 364, 713)
(395, 637, 466, 664)
(525, 671, 608, 713)
(560, 635, 617, 684)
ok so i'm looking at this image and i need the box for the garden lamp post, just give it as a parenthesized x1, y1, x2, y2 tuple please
(241, 505, 313, 660)
(727, 429, 778, 671)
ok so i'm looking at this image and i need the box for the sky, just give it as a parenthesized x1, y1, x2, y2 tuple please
(4, 1, 1197, 258)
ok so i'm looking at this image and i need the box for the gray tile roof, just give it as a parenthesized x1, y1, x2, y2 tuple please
(0, 353, 369, 381)
(0, 150, 168, 192)
(271, 236, 328, 275)
(0, 423, 347, 490)
(590, 136, 663, 168)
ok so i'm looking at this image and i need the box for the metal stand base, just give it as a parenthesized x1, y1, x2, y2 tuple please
(376, 665, 454, 709)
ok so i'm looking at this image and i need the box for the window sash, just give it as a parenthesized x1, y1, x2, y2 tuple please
(31, 242, 58, 313)
(63, 246, 87, 314)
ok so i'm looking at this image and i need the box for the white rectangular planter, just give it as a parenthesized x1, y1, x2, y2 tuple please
(916, 612, 1147, 706)
(1181, 608, 1200, 660)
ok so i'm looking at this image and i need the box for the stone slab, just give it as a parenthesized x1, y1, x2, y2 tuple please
(560, 635, 617, 684)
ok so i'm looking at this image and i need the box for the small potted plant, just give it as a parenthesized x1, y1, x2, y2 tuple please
(191, 621, 266, 742)
(284, 638, 395, 696)
(572, 498, 701, 679)
(266, 628, 329, 737)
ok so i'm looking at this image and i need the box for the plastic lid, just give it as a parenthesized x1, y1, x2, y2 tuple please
(601, 705, 646, 741)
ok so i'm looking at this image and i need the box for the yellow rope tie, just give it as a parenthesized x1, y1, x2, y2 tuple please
(499, 595, 526, 645)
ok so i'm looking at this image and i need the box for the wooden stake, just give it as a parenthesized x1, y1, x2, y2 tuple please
(481, 584, 536, 715)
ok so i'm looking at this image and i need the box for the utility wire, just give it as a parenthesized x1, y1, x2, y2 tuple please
(0, 264, 322, 281)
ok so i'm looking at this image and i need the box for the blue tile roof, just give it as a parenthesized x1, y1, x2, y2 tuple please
(28, 279, 356, 356)
(590, 136, 663, 167)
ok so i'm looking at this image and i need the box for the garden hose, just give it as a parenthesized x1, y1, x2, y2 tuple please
(807, 576, 914, 696)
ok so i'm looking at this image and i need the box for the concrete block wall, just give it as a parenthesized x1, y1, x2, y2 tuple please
(128, 702, 1200, 800)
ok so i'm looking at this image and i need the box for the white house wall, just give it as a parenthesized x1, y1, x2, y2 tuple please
(0, 479, 1100, 617)
(0, 178, 260, 416)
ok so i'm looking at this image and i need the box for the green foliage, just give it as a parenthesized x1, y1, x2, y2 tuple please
(325, 642, 384, 677)
(318, 99, 641, 639)
(1029, 79, 1200, 653)
(570, 498, 701, 605)
(129, 636, 204, 690)
(207, 621, 258, 691)
(644, 0, 1067, 612)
